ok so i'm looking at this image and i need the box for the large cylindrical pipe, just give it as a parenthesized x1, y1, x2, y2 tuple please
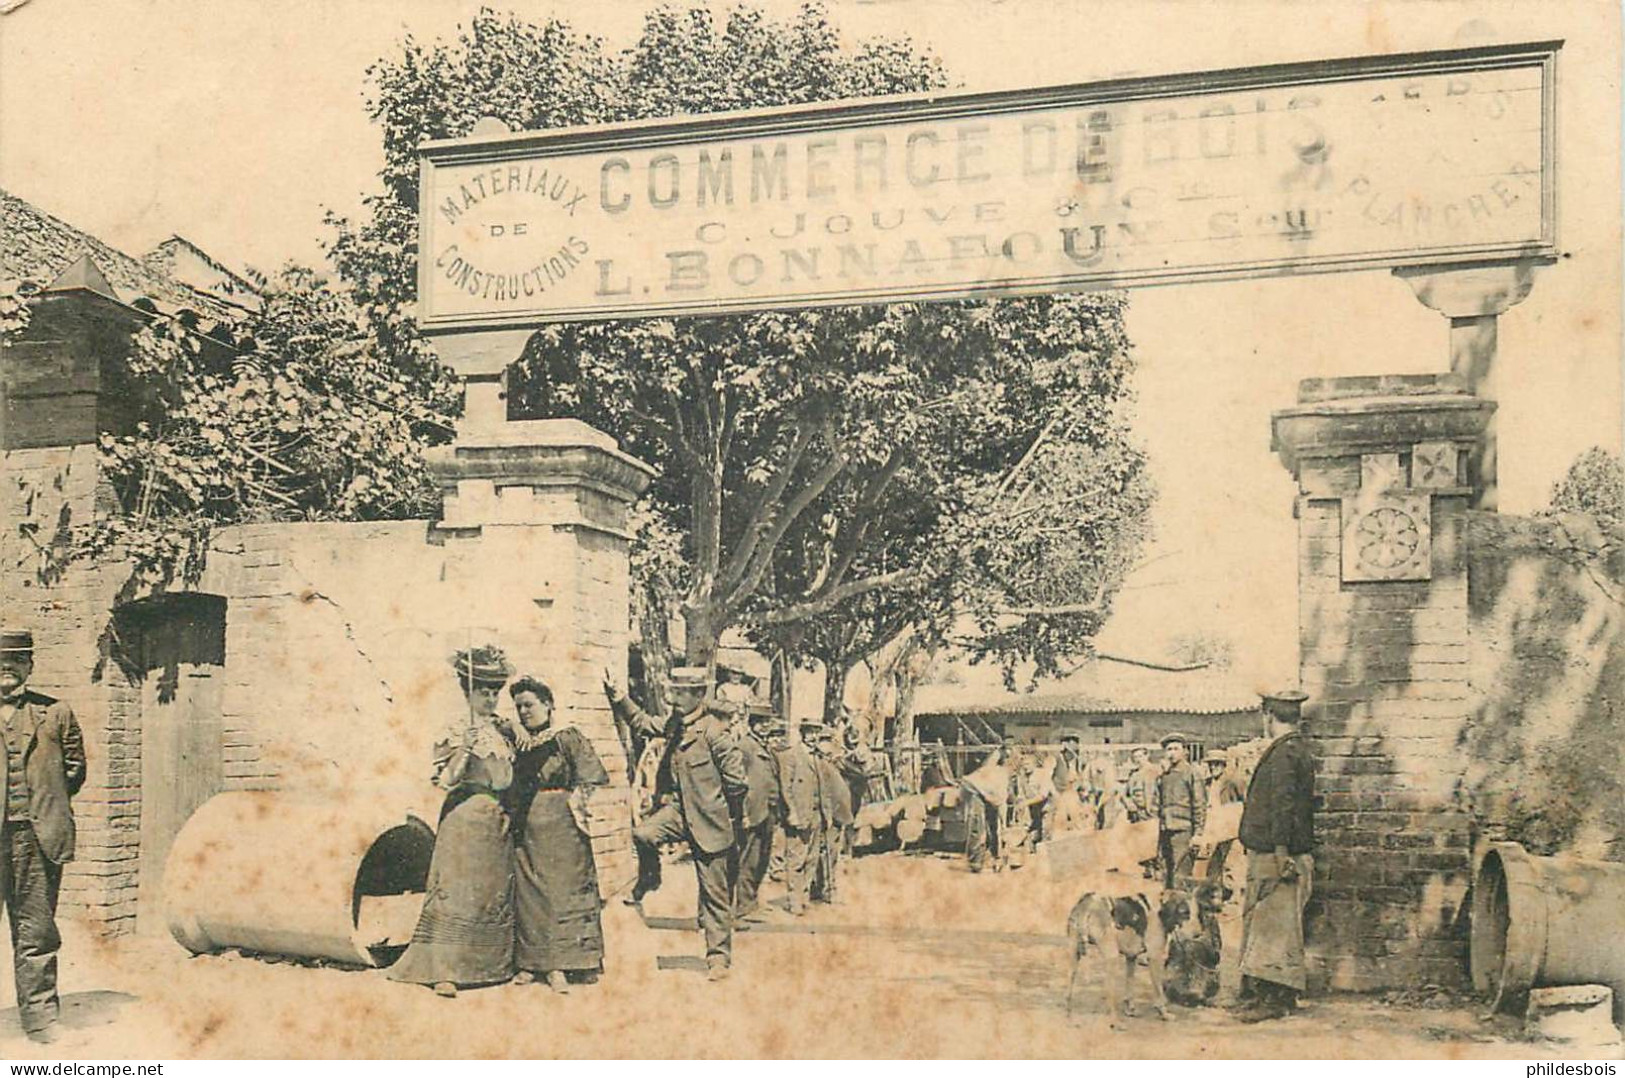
(162, 790, 436, 967)
(1473, 842, 1625, 1022)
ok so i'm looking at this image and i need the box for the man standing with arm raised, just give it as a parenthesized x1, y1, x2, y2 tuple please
(605, 665, 748, 981)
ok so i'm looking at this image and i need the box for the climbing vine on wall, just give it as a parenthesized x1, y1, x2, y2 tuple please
(43, 268, 459, 586)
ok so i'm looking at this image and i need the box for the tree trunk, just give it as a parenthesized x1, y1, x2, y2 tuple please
(823, 660, 848, 725)
(680, 600, 722, 668)
(770, 649, 793, 723)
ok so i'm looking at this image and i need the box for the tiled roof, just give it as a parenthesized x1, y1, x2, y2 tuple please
(143, 235, 262, 313)
(0, 188, 235, 316)
(913, 655, 1260, 717)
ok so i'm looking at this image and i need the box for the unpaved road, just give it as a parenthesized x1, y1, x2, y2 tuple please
(1, 850, 1539, 1058)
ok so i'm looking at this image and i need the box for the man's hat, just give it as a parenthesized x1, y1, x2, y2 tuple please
(1059, 731, 1081, 743)
(746, 701, 777, 723)
(668, 666, 714, 690)
(1160, 731, 1191, 748)
(798, 717, 824, 731)
(0, 629, 34, 656)
(1205, 749, 1229, 763)
(1261, 689, 1309, 722)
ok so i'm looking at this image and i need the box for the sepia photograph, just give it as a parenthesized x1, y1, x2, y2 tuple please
(0, 0, 1620, 1061)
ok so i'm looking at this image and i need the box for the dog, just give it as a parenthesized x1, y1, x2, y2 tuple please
(1064, 890, 1169, 1023)
(1063, 881, 1233, 1022)
(1158, 881, 1230, 1007)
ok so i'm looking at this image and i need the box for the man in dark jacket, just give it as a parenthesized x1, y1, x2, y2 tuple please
(778, 720, 821, 915)
(733, 703, 781, 924)
(1233, 690, 1316, 1022)
(606, 665, 748, 980)
(1155, 733, 1208, 888)
(1, 629, 87, 1044)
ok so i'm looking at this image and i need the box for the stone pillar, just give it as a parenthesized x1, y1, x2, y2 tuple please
(426, 347, 655, 891)
(1273, 373, 1493, 991)
(0, 270, 157, 934)
(1394, 259, 1543, 511)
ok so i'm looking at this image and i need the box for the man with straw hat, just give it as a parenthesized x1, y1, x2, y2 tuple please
(0, 629, 86, 1044)
(605, 664, 747, 980)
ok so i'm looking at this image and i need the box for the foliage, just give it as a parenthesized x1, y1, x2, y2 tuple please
(81, 267, 458, 584)
(344, 4, 1151, 703)
(1543, 445, 1624, 536)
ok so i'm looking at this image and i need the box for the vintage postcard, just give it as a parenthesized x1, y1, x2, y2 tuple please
(0, 0, 1619, 1060)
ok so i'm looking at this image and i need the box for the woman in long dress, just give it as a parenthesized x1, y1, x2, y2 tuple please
(388, 646, 517, 997)
(505, 676, 609, 992)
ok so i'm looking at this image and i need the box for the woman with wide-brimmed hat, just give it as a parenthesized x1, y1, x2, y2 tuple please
(388, 645, 517, 996)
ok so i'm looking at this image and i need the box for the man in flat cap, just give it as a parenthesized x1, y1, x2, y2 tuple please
(0, 629, 86, 1044)
(776, 719, 822, 916)
(1154, 732, 1208, 889)
(604, 664, 747, 980)
(1233, 690, 1316, 1022)
(733, 702, 782, 926)
(807, 723, 853, 904)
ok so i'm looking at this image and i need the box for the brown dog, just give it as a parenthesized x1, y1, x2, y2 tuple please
(1064, 890, 1169, 1023)
(1064, 883, 1233, 1021)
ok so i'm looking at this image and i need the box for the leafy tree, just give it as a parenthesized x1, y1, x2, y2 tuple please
(80, 267, 458, 583)
(1543, 446, 1623, 536)
(340, 4, 1151, 698)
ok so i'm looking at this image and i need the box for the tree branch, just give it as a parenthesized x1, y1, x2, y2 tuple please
(721, 421, 815, 595)
(817, 445, 908, 593)
(724, 422, 849, 610)
(743, 566, 925, 627)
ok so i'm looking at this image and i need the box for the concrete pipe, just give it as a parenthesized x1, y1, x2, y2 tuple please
(163, 789, 436, 967)
(1472, 842, 1625, 1023)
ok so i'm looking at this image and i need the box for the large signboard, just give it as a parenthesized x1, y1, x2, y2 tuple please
(417, 41, 1557, 330)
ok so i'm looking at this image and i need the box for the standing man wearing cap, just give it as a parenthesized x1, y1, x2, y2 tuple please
(733, 703, 781, 925)
(808, 725, 853, 904)
(1233, 690, 1316, 1022)
(1154, 733, 1208, 890)
(0, 629, 86, 1044)
(777, 720, 821, 916)
(604, 665, 747, 980)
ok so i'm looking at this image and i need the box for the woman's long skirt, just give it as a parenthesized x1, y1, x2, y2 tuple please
(514, 791, 604, 974)
(388, 791, 515, 987)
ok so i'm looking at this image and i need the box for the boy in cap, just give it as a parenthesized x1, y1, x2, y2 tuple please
(1154, 732, 1207, 889)
(604, 664, 747, 980)
(0, 629, 86, 1043)
(1233, 690, 1315, 1022)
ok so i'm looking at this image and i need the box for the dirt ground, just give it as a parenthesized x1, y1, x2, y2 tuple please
(0, 848, 1544, 1059)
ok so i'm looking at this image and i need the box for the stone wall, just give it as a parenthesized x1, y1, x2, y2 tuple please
(1461, 511, 1624, 863)
(197, 518, 637, 894)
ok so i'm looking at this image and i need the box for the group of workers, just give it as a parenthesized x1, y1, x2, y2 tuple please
(604, 665, 874, 981)
(959, 729, 1250, 883)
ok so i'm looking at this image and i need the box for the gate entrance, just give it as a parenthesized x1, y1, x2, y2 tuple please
(116, 593, 228, 931)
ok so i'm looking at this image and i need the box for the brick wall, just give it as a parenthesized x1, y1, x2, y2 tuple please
(1274, 376, 1493, 992)
(0, 444, 143, 932)
(1297, 490, 1476, 991)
